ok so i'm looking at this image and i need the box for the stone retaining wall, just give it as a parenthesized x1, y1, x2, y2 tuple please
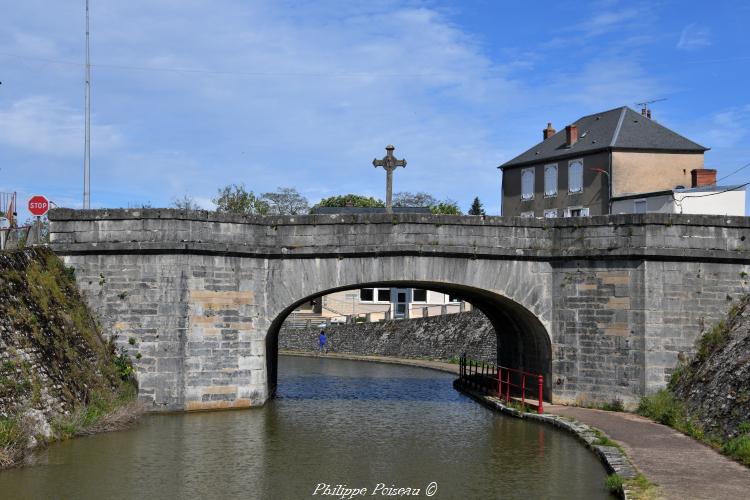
(280, 310, 496, 362)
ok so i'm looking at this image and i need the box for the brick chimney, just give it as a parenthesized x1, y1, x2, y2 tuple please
(691, 168, 717, 188)
(565, 124, 578, 146)
(543, 122, 556, 140)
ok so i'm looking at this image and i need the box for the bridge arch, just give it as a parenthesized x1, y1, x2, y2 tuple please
(266, 279, 553, 401)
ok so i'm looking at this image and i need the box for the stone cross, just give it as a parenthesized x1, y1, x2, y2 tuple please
(372, 145, 406, 213)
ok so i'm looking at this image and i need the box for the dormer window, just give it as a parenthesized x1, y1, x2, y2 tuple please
(568, 159, 583, 193)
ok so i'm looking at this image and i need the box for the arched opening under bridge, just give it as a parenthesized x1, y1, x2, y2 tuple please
(266, 281, 552, 401)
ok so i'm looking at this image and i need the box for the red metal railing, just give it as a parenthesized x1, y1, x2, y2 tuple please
(458, 353, 544, 414)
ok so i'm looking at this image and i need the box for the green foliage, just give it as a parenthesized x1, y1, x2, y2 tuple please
(723, 434, 750, 466)
(114, 348, 135, 381)
(171, 195, 201, 211)
(468, 196, 486, 216)
(696, 319, 733, 363)
(213, 183, 269, 215)
(430, 201, 462, 215)
(637, 389, 684, 427)
(637, 389, 704, 440)
(604, 474, 623, 494)
(316, 194, 385, 208)
(393, 191, 438, 208)
(261, 187, 310, 215)
(600, 398, 625, 412)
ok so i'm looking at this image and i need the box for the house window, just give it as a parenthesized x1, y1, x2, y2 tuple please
(544, 164, 558, 197)
(544, 209, 558, 218)
(568, 159, 583, 193)
(565, 207, 590, 217)
(634, 199, 647, 214)
(447, 295, 461, 303)
(520, 211, 535, 218)
(412, 289, 427, 302)
(360, 288, 391, 302)
(521, 168, 535, 200)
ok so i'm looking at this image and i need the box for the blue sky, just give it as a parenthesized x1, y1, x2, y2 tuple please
(2, 0, 749, 220)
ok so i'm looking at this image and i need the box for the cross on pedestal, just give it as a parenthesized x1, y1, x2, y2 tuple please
(372, 145, 406, 214)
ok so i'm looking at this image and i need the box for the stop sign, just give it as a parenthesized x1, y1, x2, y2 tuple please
(28, 195, 50, 217)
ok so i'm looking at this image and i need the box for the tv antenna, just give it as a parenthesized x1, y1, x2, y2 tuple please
(635, 98, 667, 119)
(83, 0, 91, 209)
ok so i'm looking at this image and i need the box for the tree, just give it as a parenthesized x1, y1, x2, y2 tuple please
(262, 187, 310, 215)
(393, 191, 439, 208)
(468, 197, 485, 216)
(430, 200, 462, 215)
(213, 184, 269, 215)
(171, 195, 201, 211)
(316, 194, 385, 208)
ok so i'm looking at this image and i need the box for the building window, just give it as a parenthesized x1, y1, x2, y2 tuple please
(565, 207, 590, 217)
(412, 289, 427, 302)
(520, 211, 535, 218)
(447, 295, 461, 303)
(544, 208, 558, 218)
(634, 199, 647, 214)
(360, 288, 391, 302)
(544, 164, 558, 197)
(521, 168, 535, 200)
(568, 159, 583, 194)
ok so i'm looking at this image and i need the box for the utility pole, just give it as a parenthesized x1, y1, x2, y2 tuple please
(83, 0, 91, 209)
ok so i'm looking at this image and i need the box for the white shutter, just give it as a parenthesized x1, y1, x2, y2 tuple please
(569, 160, 583, 193)
(544, 164, 558, 197)
(522, 168, 535, 200)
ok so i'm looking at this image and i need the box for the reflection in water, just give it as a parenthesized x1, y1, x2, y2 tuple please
(0, 356, 614, 499)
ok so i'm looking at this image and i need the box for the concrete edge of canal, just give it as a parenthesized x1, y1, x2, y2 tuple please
(280, 351, 638, 500)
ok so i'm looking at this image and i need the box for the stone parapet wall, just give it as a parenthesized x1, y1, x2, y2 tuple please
(280, 310, 496, 362)
(49, 209, 750, 263)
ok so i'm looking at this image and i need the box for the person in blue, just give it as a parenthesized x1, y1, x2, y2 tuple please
(318, 330, 327, 354)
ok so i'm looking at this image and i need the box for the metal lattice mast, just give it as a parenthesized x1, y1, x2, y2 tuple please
(83, 0, 91, 209)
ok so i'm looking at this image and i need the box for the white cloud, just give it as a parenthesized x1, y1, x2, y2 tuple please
(703, 107, 750, 148)
(0, 96, 121, 156)
(0, 1, 684, 214)
(677, 23, 711, 50)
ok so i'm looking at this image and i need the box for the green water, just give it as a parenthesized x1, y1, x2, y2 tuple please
(0, 356, 614, 499)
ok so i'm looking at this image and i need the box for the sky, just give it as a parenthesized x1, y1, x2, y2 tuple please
(2, 0, 749, 221)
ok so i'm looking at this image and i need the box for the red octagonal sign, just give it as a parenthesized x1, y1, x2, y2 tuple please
(28, 195, 50, 217)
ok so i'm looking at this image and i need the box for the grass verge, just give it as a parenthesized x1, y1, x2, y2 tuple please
(1, 384, 143, 470)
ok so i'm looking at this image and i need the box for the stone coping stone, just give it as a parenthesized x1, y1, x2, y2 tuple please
(48, 208, 750, 229)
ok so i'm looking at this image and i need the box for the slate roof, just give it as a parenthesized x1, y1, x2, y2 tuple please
(499, 106, 708, 169)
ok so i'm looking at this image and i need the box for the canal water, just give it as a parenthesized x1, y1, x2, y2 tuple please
(0, 356, 615, 499)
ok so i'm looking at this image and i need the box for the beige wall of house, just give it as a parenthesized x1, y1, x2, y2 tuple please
(612, 151, 703, 196)
(320, 288, 470, 321)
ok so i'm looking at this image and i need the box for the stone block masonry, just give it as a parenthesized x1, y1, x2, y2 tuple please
(280, 310, 496, 362)
(49, 209, 750, 411)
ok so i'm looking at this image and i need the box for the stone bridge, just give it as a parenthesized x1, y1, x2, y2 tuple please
(49, 209, 750, 411)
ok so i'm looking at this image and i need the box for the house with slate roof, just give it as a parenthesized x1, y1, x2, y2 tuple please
(498, 106, 709, 218)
